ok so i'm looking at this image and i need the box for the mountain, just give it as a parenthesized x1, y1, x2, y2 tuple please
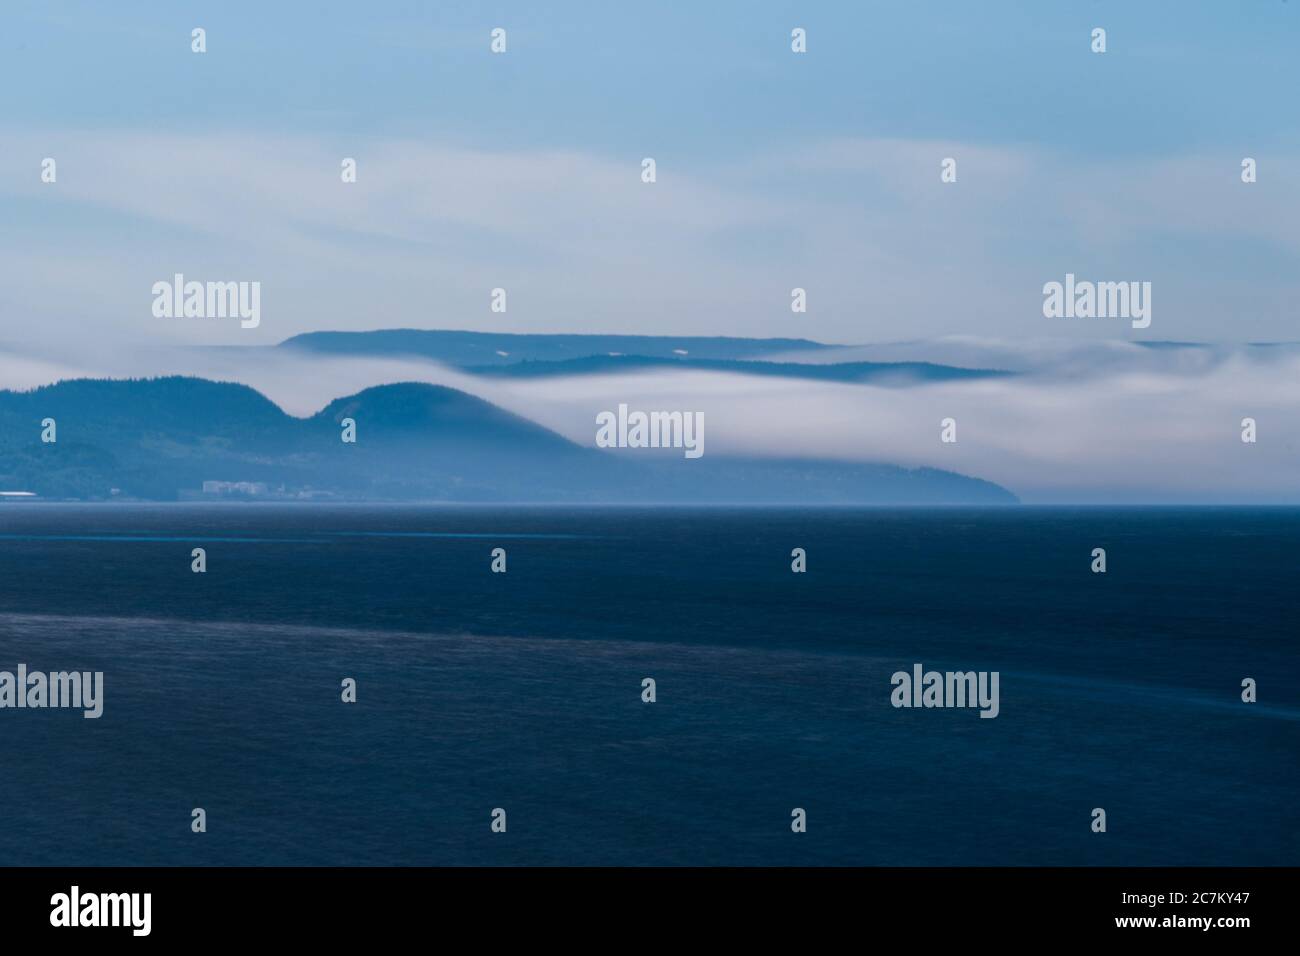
(464, 354, 1007, 384)
(0, 378, 294, 499)
(0, 377, 1017, 504)
(275, 329, 1007, 384)
(278, 329, 834, 365)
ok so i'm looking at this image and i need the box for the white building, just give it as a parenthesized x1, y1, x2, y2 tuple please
(201, 481, 269, 496)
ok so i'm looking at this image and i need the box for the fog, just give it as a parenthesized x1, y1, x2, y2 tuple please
(2, 339, 1295, 504)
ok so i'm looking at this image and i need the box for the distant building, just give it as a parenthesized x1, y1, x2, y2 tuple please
(201, 481, 269, 496)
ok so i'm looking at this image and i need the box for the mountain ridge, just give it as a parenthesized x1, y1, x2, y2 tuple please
(0, 376, 1018, 504)
(279, 328, 836, 365)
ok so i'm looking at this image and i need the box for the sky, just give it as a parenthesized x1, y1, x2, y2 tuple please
(1, 1, 1297, 502)
(2, 0, 1298, 350)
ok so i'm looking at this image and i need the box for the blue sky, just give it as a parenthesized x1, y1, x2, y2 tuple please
(2, 0, 1298, 350)
(7, 1, 1298, 156)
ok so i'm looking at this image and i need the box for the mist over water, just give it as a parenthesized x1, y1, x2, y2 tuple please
(3, 337, 1296, 503)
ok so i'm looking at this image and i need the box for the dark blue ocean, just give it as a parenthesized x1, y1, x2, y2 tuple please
(0, 504, 1295, 866)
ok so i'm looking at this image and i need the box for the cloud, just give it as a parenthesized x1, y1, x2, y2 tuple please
(2, 337, 1295, 504)
(478, 347, 1300, 504)
(3, 130, 1299, 352)
(0, 129, 788, 347)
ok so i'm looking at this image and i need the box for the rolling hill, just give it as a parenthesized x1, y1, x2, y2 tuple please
(0, 377, 1017, 504)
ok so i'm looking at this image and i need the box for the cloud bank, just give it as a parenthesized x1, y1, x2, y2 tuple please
(3, 130, 1299, 351)
(1, 338, 1294, 504)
